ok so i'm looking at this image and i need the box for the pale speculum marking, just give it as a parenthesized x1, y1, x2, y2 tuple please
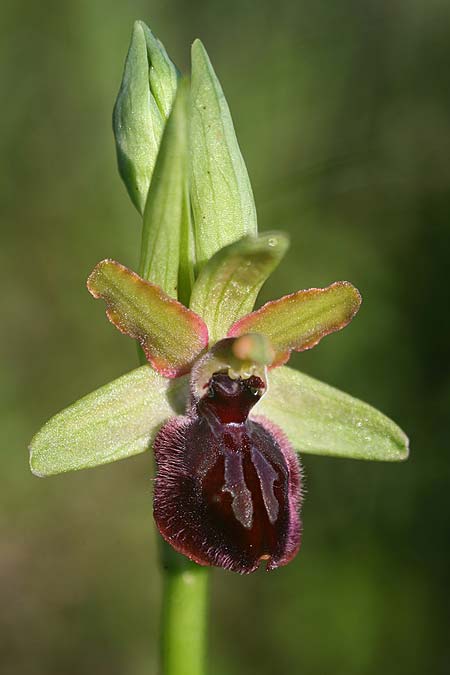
(250, 446, 279, 524)
(222, 451, 253, 529)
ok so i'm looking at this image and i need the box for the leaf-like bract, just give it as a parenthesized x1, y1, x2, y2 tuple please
(113, 21, 178, 213)
(139, 81, 194, 303)
(190, 40, 257, 269)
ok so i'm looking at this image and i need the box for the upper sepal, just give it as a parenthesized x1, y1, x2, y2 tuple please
(189, 233, 289, 343)
(228, 281, 362, 367)
(87, 260, 208, 377)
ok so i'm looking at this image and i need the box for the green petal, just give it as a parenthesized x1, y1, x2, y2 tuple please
(190, 232, 289, 343)
(87, 260, 208, 377)
(190, 39, 257, 269)
(30, 366, 189, 477)
(113, 21, 178, 214)
(228, 281, 362, 366)
(139, 80, 193, 301)
(255, 366, 409, 461)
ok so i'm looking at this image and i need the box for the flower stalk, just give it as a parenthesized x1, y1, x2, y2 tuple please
(160, 544, 209, 675)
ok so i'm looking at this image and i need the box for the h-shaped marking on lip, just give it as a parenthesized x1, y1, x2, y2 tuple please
(221, 443, 280, 529)
(250, 446, 279, 524)
(222, 451, 254, 529)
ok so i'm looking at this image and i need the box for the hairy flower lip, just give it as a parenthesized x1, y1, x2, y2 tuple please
(153, 355, 302, 574)
(153, 411, 302, 573)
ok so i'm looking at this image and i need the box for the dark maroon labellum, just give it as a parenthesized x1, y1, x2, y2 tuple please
(153, 370, 302, 574)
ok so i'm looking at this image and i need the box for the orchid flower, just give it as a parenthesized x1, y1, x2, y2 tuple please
(29, 22, 408, 578)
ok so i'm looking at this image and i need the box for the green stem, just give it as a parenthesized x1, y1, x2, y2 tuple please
(160, 542, 209, 675)
(137, 347, 210, 673)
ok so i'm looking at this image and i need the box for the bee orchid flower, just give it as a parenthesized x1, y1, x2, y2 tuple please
(29, 23, 408, 578)
(30, 240, 407, 573)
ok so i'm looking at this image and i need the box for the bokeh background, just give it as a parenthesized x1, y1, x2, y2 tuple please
(2, 1, 449, 673)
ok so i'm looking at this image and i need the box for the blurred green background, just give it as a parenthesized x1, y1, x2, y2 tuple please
(2, 1, 449, 673)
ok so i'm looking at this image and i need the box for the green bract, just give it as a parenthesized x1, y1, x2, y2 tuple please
(113, 21, 178, 214)
(139, 81, 192, 302)
(30, 21, 409, 483)
(190, 40, 258, 269)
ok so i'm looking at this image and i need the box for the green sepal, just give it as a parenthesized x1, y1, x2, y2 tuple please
(30, 366, 189, 477)
(255, 365, 409, 461)
(229, 281, 362, 367)
(87, 260, 208, 378)
(113, 20, 178, 214)
(190, 39, 257, 269)
(139, 80, 194, 301)
(190, 232, 289, 343)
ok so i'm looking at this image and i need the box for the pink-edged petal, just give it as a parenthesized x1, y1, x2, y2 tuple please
(87, 259, 208, 377)
(228, 281, 362, 367)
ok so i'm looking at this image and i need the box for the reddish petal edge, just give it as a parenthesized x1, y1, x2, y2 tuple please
(87, 259, 209, 378)
(228, 281, 362, 368)
(140, 317, 209, 379)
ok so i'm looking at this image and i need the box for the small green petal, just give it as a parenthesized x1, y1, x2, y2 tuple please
(30, 366, 189, 477)
(87, 260, 208, 378)
(190, 233, 289, 343)
(113, 21, 178, 214)
(255, 365, 409, 461)
(139, 80, 193, 301)
(228, 281, 362, 367)
(190, 39, 257, 269)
